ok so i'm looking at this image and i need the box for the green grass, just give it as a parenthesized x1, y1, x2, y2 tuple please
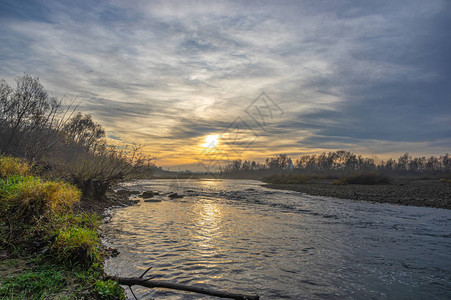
(93, 279, 125, 300)
(0, 211, 123, 299)
(51, 213, 102, 231)
(53, 226, 102, 267)
(1, 173, 82, 248)
(1, 175, 81, 227)
(0, 255, 125, 300)
(333, 172, 391, 185)
(0, 261, 66, 299)
(0, 175, 32, 195)
(0, 156, 125, 299)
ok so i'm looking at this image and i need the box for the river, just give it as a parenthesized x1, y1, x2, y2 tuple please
(103, 179, 451, 299)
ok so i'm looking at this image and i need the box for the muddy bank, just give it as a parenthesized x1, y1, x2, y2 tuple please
(74, 189, 138, 215)
(265, 179, 451, 209)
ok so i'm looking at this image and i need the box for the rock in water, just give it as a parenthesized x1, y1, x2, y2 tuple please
(116, 189, 131, 196)
(168, 192, 184, 199)
(141, 191, 154, 198)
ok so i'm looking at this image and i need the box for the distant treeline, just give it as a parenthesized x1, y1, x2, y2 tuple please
(0, 74, 153, 200)
(220, 151, 451, 178)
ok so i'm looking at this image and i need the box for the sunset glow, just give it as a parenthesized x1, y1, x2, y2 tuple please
(202, 135, 220, 149)
(1, 2, 450, 298)
(0, 0, 449, 171)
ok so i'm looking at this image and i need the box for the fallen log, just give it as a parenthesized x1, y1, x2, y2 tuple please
(108, 271, 260, 300)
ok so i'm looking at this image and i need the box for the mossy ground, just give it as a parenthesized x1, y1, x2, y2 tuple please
(0, 254, 124, 299)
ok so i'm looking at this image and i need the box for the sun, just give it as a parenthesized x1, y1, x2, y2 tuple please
(202, 135, 219, 148)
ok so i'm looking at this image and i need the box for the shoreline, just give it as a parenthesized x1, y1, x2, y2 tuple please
(264, 179, 451, 210)
(75, 189, 138, 215)
(0, 191, 131, 299)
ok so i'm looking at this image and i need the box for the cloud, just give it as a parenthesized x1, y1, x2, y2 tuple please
(0, 0, 450, 169)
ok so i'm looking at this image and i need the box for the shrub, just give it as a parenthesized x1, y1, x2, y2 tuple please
(1, 166, 82, 247)
(53, 226, 101, 267)
(94, 279, 125, 300)
(0, 156, 30, 178)
(2, 178, 80, 223)
(52, 212, 101, 231)
(333, 172, 391, 185)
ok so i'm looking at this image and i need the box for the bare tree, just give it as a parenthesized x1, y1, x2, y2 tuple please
(62, 113, 105, 151)
(0, 74, 74, 159)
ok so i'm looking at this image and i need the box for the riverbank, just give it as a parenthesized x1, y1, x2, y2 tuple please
(0, 188, 131, 299)
(75, 189, 138, 215)
(264, 178, 451, 209)
(0, 156, 130, 299)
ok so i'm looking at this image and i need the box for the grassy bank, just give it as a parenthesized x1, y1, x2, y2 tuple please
(0, 156, 124, 299)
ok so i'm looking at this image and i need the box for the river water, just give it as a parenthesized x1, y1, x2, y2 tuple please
(103, 179, 451, 299)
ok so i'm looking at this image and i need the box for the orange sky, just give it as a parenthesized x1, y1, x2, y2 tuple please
(2, 0, 450, 171)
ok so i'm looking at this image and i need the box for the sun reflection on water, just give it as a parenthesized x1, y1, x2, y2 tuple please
(194, 200, 223, 251)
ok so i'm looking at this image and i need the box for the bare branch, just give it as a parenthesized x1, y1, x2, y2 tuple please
(108, 275, 260, 300)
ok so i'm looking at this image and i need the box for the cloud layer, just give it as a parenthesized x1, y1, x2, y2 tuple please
(1, 0, 450, 169)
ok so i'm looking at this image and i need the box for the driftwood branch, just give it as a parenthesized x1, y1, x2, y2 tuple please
(108, 274, 260, 300)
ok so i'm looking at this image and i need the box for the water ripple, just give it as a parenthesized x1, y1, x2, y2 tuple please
(104, 179, 451, 299)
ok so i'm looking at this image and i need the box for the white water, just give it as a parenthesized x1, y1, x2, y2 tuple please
(103, 179, 451, 299)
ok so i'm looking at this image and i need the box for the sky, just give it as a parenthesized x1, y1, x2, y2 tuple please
(1, 0, 450, 171)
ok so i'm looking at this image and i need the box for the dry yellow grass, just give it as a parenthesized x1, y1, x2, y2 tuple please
(5, 179, 81, 222)
(0, 156, 30, 178)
